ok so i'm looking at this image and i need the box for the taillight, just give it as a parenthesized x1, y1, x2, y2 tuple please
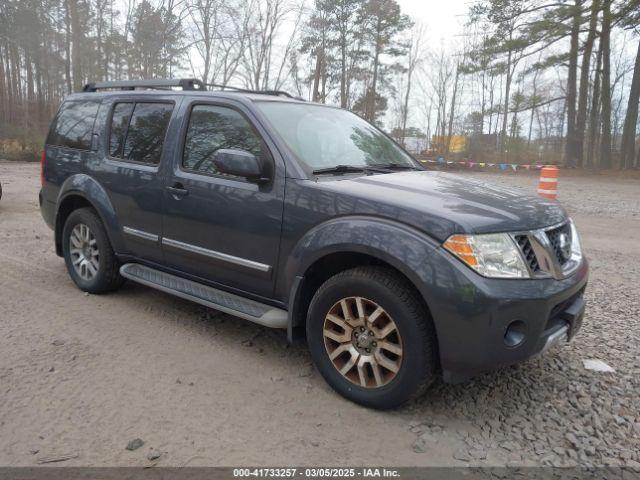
(40, 150, 46, 187)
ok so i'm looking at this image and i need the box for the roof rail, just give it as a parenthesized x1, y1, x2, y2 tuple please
(206, 83, 304, 101)
(82, 78, 206, 92)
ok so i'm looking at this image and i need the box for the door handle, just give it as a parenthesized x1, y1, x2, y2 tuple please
(167, 183, 189, 198)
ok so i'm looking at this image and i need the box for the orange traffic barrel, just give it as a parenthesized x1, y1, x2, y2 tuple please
(538, 166, 559, 200)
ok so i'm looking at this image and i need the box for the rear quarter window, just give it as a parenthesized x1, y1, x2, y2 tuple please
(46, 100, 100, 150)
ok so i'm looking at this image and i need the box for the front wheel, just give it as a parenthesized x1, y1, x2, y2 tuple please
(306, 267, 438, 409)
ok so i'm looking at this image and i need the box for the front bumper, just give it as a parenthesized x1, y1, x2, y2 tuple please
(536, 294, 585, 354)
(420, 249, 589, 383)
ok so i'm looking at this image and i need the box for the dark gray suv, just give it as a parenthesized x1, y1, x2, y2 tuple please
(39, 78, 588, 409)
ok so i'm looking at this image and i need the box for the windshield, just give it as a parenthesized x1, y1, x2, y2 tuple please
(256, 102, 420, 171)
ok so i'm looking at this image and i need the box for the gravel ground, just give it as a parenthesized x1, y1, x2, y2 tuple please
(0, 161, 638, 468)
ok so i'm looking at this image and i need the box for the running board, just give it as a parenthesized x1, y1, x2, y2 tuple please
(119, 263, 287, 329)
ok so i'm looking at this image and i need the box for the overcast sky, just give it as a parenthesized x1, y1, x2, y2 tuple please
(397, 0, 468, 45)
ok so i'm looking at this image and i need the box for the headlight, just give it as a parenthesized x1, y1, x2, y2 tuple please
(443, 233, 529, 278)
(569, 219, 582, 261)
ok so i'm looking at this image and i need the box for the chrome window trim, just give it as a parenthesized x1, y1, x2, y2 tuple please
(161, 237, 271, 273)
(123, 226, 159, 242)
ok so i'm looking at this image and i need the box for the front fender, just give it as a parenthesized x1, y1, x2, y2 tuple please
(56, 174, 124, 254)
(286, 216, 441, 295)
(283, 216, 449, 344)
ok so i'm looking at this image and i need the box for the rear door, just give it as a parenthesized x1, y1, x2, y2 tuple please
(161, 98, 285, 299)
(86, 95, 178, 264)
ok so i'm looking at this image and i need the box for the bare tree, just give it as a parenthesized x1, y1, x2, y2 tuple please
(399, 23, 425, 145)
(242, 0, 294, 90)
(599, 0, 612, 168)
(425, 43, 454, 153)
(620, 39, 640, 169)
(575, 0, 600, 167)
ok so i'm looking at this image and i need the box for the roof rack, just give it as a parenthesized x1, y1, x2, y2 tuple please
(206, 83, 304, 101)
(83, 78, 206, 92)
(81, 78, 304, 100)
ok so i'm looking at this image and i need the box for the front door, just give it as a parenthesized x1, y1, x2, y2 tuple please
(161, 99, 285, 299)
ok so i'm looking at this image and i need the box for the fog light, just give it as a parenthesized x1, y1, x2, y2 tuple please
(504, 320, 527, 347)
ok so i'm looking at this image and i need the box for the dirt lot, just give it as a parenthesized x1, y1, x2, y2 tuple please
(0, 161, 638, 467)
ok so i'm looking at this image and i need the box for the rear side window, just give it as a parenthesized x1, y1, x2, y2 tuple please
(109, 103, 134, 158)
(109, 102, 173, 165)
(47, 101, 100, 150)
(182, 105, 268, 177)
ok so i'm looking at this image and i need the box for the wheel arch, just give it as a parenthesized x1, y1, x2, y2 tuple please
(285, 217, 442, 356)
(55, 175, 122, 256)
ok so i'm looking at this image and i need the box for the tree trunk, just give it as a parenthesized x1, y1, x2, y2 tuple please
(446, 63, 460, 155)
(401, 61, 413, 146)
(620, 39, 640, 169)
(318, 31, 327, 103)
(488, 76, 495, 135)
(5, 44, 14, 123)
(366, 23, 382, 122)
(500, 49, 513, 161)
(311, 51, 322, 102)
(64, 0, 73, 93)
(586, 39, 603, 168)
(527, 66, 540, 148)
(339, 12, 347, 109)
(68, 0, 83, 92)
(575, 0, 600, 167)
(564, 0, 581, 167)
(599, 0, 612, 169)
(0, 43, 5, 125)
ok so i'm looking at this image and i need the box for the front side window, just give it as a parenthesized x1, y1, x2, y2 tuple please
(109, 102, 173, 165)
(47, 100, 100, 150)
(182, 105, 268, 177)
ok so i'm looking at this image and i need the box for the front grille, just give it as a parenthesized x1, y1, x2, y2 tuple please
(546, 223, 572, 265)
(512, 222, 577, 278)
(515, 234, 540, 272)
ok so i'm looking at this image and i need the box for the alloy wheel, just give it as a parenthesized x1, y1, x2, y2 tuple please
(69, 223, 99, 281)
(322, 296, 403, 388)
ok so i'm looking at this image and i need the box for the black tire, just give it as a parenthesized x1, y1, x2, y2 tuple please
(306, 266, 438, 409)
(62, 207, 124, 294)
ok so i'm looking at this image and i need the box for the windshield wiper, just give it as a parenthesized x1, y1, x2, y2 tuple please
(312, 165, 389, 175)
(371, 162, 423, 171)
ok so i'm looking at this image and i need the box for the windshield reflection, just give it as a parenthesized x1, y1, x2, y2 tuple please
(256, 102, 419, 171)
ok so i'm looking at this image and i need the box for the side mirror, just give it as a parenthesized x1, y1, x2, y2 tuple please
(212, 149, 269, 182)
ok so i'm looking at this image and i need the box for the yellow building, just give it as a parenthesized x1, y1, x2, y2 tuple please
(432, 135, 467, 153)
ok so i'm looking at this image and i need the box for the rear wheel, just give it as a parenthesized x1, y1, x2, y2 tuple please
(306, 266, 438, 409)
(62, 208, 124, 293)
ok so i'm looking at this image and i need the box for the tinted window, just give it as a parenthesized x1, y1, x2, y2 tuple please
(183, 105, 268, 176)
(109, 102, 134, 158)
(109, 102, 173, 165)
(47, 101, 100, 150)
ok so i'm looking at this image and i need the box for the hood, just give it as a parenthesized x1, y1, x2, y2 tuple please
(317, 170, 567, 241)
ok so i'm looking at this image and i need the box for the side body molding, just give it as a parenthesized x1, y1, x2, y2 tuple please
(283, 215, 442, 338)
(55, 174, 124, 254)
